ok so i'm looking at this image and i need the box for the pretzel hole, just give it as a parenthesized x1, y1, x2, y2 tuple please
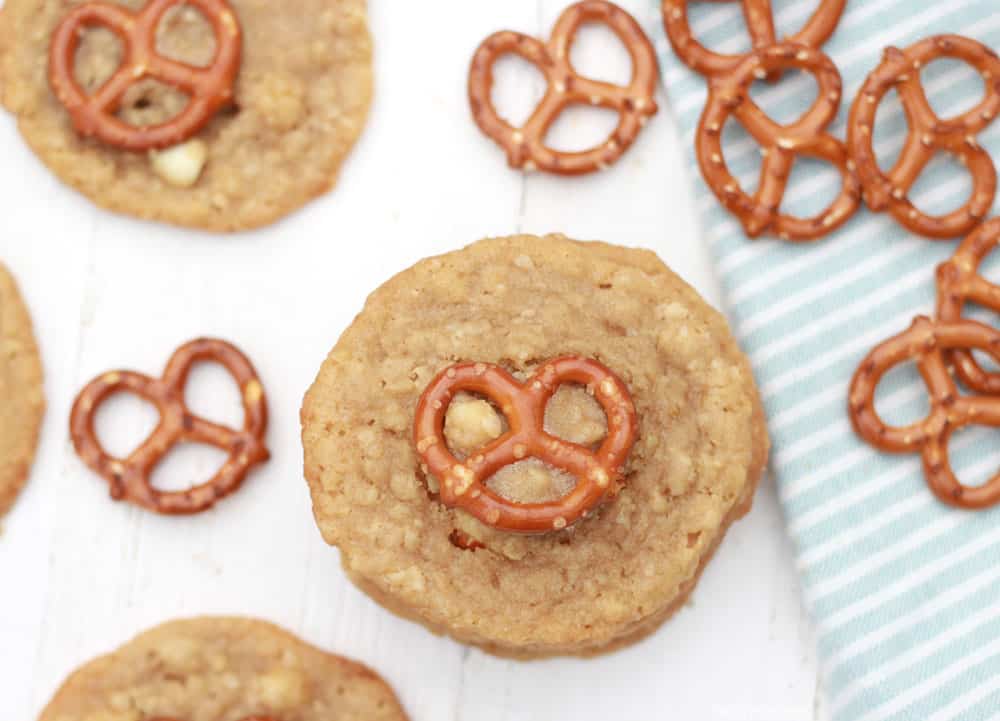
(720, 118, 761, 194)
(945, 425, 1000, 489)
(567, 23, 631, 86)
(685, 1, 752, 56)
(93, 391, 160, 459)
(920, 57, 987, 120)
(182, 361, 245, 429)
(443, 392, 508, 459)
(779, 156, 844, 218)
(118, 79, 190, 127)
(543, 384, 608, 449)
(486, 458, 578, 504)
(544, 105, 621, 154)
(73, 27, 124, 93)
(873, 361, 931, 427)
(747, 69, 818, 125)
(871, 88, 908, 173)
(907, 152, 974, 218)
(149, 442, 229, 492)
(490, 54, 546, 128)
(156, 4, 218, 68)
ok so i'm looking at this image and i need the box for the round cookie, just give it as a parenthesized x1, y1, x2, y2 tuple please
(39, 617, 410, 721)
(0, 0, 372, 231)
(0, 262, 44, 520)
(301, 234, 769, 656)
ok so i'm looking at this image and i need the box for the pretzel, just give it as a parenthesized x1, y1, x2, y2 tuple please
(468, 1, 658, 175)
(70, 338, 269, 515)
(849, 316, 1000, 510)
(413, 356, 638, 534)
(662, 0, 847, 79)
(48, 0, 241, 152)
(848, 35, 1000, 239)
(696, 43, 861, 240)
(936, 217, 1000, 393)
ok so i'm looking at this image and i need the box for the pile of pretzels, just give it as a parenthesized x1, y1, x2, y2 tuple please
(663, 1, 1000, 244)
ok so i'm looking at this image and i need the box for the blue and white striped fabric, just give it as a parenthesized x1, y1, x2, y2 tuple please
(654, 1, 1000, 719)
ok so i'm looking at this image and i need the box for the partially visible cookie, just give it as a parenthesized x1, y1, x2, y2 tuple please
(0, 262, 44, 520)
(39, 617, 410, 721)
(0, 0, 373, 231)
(302, 234, 769, 656)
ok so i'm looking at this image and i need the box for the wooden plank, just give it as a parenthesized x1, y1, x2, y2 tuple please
(0, 0, 824, 719)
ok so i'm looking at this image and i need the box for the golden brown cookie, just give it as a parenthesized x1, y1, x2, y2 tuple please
(0, 262, 44, 520)
(0, 0, 372, 231)
(39, 617, 410, 721)
(301, 234, 769, 656)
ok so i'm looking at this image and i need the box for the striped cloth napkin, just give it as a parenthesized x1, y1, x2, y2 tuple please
(653, 1, 1000, 719)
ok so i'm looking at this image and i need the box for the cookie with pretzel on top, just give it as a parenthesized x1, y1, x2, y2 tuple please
(301, 234, 769, 656)
(38, 617, 410, 721)
(0, 0, 372, 231)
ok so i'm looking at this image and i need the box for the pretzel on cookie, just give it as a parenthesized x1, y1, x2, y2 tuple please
(936, 217, 1000, 394)
(848, 35, 1000, 239)
(49, 0, 241, 152)
(696, 43, 861, 240)
(468, 1, 658, 175)
(662, 0, 847, 79)
(413, 356, 638, 534)
(849, 316, 1000, 510)
(70, 339, 269, 515)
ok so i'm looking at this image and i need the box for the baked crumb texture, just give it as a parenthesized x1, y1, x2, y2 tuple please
(302, 234, 770, 657)
(0, 0, 373, 230)
(0, 262, 44, 519)
(38, 617, 410, 721)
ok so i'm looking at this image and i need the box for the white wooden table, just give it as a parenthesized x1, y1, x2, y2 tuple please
(0, 1, 827, 719)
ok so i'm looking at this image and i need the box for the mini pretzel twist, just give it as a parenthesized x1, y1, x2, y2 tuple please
(413, 356, 638, 534)
(696, 43, 861, 240)
(936, 218, 1000, 393)
(848, 35, 1000, 239)
(849, 316, 1000, 510)
(662, 0, 847, 79)
(70, 339, 269, 515)
(468, 1, 659, 175)
(48, 0, 242, 152)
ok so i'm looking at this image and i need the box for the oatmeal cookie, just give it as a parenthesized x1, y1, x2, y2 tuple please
(0, 262, 44, 520)
(301, 234, 769, 656)
(0, 0, 372, 231)
(39, 617, 409, 721)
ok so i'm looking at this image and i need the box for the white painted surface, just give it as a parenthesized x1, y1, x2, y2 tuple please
(0, 1, 826, 719)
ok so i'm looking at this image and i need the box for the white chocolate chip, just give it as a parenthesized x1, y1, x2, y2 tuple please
(149, 139, 208, 188)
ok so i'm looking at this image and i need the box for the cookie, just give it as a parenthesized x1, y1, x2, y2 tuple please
(0, 262, 44, 520)
(301, 234, 769, 656)
(0, 0, 372, 231)
(39, 617, 410, 721)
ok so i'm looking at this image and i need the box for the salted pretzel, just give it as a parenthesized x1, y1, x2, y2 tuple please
(70, 338, 269, 515)
(936, 218, 1000, 394)
(848, 35, 1000, 239)
(696, 43, 861, 240)
(468, 1, 658, 175)
(849, 316, 1000, 510)
(413, 356, 638, 534)
(662, 0, 847, 79)
(49, 0, 242, 152)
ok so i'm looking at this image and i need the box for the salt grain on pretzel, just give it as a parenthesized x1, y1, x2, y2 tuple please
(70, 338, 269, 515)
(49, 0, 241, 152)
(848, 35, 1000, 239)
(696, 43, 861, 241)
(849, 316, 1000, 510)
(662, 0, 847, 79)
(936, 217, 1000, 394)
(413, 356, 638, 534)
(468, 0, 658, 176)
